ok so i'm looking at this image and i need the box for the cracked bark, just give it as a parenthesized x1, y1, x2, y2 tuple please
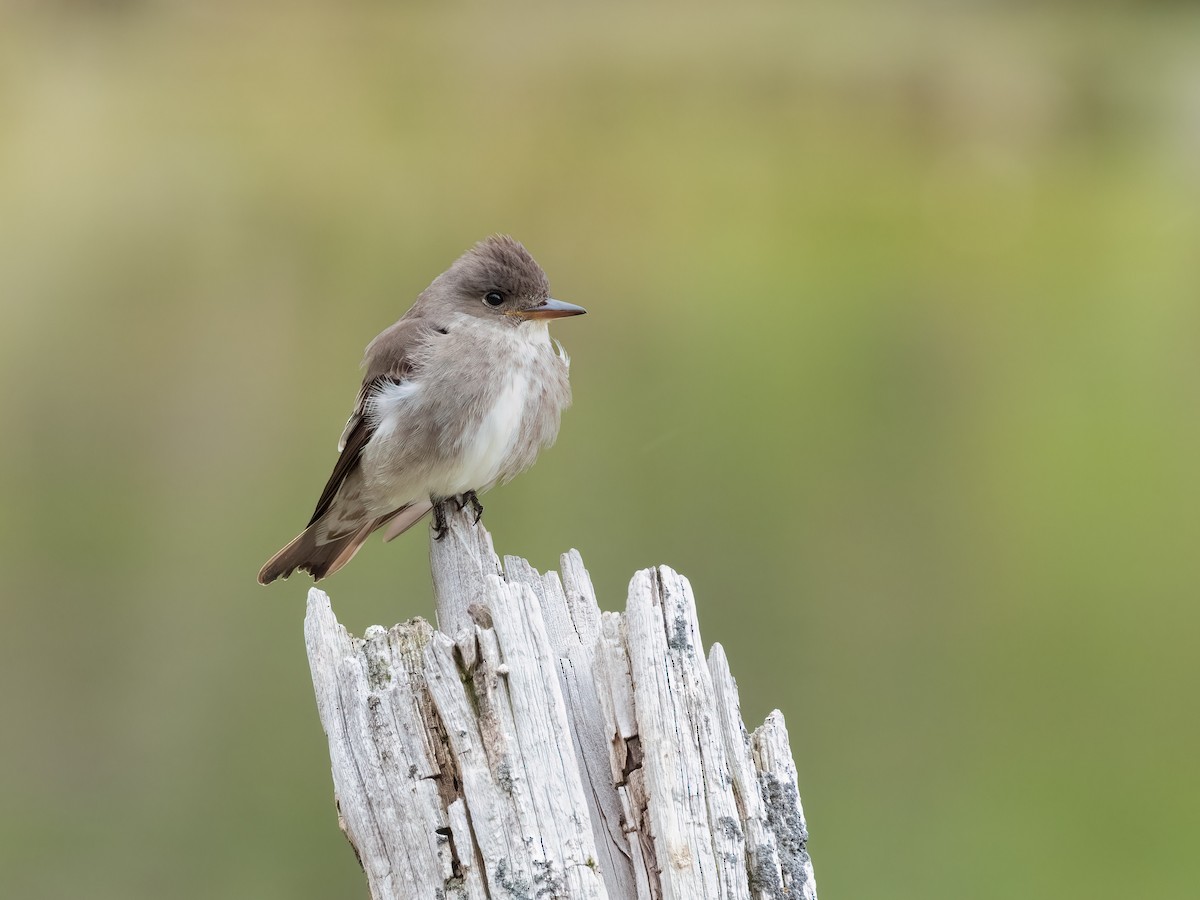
(304, 505, 818, 899)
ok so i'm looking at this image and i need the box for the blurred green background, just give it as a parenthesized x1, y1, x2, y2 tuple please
(2, 1, 1198, 898)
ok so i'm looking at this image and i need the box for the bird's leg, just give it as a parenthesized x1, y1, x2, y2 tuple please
(431, 497, 449, 541)
(463, 490, 484, 525)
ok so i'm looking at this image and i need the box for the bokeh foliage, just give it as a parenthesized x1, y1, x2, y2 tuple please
(1, 2, 1198, 898)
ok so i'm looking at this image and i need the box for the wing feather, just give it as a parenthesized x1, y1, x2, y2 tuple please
(306, 318, 427, 526)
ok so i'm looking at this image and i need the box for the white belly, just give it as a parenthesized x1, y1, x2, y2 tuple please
(436, 370, 530, 495)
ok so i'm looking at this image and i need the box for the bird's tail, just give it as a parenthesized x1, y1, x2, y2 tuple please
(380, 498, 433, 542)
(258, 501, 435, 585)
(257, 519, 371, 585)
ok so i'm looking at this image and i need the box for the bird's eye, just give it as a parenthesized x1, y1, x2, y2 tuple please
(483, 291, 504, 308)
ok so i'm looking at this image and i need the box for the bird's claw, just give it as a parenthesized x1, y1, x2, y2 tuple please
(431, 498, 449, 541)
(432, 493, 483, 539)
(463, 491, 484, 524)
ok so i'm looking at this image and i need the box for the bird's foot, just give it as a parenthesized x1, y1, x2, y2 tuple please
(463, 490, 484, 525)
(431, 498, 449, 541)
(435, 493, 483, 538)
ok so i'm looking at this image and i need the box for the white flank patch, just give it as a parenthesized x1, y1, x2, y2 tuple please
(368, 379, 423, 439)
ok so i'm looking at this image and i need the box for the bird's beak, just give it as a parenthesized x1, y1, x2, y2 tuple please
(521, 298, 587, 320)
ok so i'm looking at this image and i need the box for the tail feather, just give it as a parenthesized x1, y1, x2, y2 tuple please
(258, 508, 399, 584)
(381, 499, 433, 542)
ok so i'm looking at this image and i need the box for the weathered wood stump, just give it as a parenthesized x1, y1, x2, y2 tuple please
(304, 505, 817, 899)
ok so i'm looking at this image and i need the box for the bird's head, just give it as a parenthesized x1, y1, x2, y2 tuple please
(434, 235, 586, 324)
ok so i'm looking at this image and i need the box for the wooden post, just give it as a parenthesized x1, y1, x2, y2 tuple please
(304, 505, 817, 899)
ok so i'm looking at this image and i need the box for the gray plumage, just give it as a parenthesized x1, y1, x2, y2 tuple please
(259, 235, 584, 584)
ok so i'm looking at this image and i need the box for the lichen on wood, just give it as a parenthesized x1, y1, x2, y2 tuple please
(304, 505, 817, 899)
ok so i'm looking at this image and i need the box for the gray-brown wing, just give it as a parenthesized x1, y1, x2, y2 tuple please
(307, 319, 425, 526)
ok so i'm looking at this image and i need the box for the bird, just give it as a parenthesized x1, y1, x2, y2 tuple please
(258, 235, 585, 584)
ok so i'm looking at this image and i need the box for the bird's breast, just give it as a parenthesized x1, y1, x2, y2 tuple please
(447, 370, 532, 492)
(432, 325, 569, 495)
